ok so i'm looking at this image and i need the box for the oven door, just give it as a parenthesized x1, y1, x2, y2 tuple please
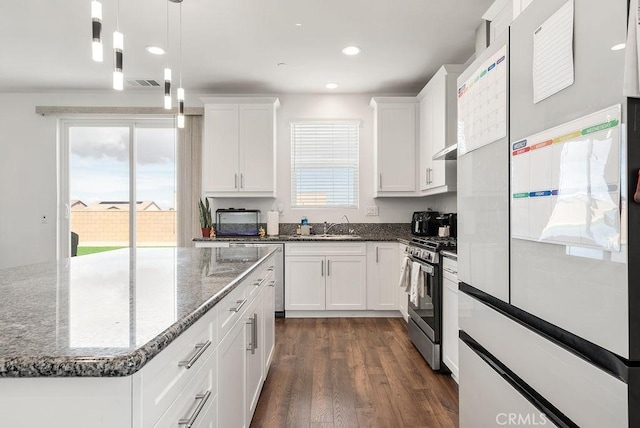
(407, 257, 441, 343)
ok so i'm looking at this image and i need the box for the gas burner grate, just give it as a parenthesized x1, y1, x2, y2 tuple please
(410, 236, 457, 251)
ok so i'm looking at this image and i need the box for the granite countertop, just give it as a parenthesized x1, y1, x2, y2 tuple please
(0, 246, 277, 378)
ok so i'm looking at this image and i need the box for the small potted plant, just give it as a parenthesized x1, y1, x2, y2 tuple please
(198, 198, 213, 238)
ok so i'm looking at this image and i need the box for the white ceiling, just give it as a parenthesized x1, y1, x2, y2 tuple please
(0, 0, 493, 95)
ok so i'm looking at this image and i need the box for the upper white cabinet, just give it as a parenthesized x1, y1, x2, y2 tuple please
(201, 97, 280, 197)
(417, 65, 463, 195)
(366, 242, 399, 310)
(370, 97, 418, 197)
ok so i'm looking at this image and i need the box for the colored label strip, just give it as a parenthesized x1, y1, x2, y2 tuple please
(511, 118, 620, 156)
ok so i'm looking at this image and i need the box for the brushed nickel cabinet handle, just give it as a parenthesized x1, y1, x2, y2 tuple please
(178, 390, 211, 427)
(240, 173, 244, 189)
(379, 173, 382, 189)
(178, 340, 212, 369)
(230, 299, 247, 313)
(234, 173, 238, 189)
(376, 247, 379, 263)
(247, 313, 258, 354)
(327, 259, 331, 276)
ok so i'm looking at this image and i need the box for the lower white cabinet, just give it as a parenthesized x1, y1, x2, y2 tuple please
(285, 256, 326, 310)
(442, 256, 459, 382)
(398, 243, 409, 321)
(218, 312, 247, 428)
(366, 242, 399, 310)
(245, 290, 265, 424)
(263, 276, 276, 372)
(285, 243, 367, 311)
(325, 255, 367, 310)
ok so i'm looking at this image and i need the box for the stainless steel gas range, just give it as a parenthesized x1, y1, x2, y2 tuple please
(405, 236, 456, 371)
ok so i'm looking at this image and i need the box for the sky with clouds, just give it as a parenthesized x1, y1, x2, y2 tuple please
(70, 126, 176, 209)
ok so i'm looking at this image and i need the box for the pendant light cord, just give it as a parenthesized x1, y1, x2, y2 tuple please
(166, 0, 170, 68)
(116, 0, 120, 30)
(179, 2, 182, 86)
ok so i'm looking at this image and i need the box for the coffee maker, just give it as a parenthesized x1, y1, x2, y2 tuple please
(411, 211, 439, 236)
(435, 213, 457, 238)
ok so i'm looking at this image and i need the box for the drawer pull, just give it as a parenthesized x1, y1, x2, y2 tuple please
(178, 340, 212, 369)
(229, 299, 247, 313)
(444, 268, 457, 275)
(254, 277, 267, 287)
(267, 280, 276, 287)
(178, 390, 211, 427)
(267, 266, 275, 271)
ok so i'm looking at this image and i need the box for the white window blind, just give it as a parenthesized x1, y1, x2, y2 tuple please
(291, 121, 359, 208)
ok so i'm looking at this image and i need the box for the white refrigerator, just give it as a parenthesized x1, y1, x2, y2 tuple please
(457, 1, 635, 427)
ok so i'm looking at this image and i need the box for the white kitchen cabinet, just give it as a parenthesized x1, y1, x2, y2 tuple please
(263, 275, 276, 372)
(366, 242, 399, 310)
(201, 97, 280, 197)
(370, 97, 418, 197)
(285, 243, 367, 312)
(325, 255, 367, 310)
(398, 243, 409, 321)
(417, 65, 463, 195)
(245, 290, 265, 424)
(218, 310, 247, 428)
(285, 256, 326, 310)
(442, 255, 459, 382)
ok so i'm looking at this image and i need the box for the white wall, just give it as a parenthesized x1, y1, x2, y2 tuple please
(209, 94, 449, 224)
(0, 92, 456, 269)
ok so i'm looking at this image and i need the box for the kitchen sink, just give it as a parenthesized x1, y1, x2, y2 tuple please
(288, 234, 362, 240)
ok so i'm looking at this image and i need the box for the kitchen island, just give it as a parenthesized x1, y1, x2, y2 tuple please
(0, 246, 279, 427)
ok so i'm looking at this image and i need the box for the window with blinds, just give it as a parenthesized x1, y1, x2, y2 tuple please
(290, 121, 359, 208)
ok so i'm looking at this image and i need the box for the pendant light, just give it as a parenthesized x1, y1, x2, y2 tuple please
(113, 0, 124, 90)
(164, 0, 172, 110)
(91, 1, 103, 62)
(176, 0, 185, 128)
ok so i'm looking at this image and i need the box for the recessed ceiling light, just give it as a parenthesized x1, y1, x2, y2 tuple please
(295, 23, 302, 27)
(326, 83, 339, 89)
(342, 46, 361, 56)
(611, 43, 626, 51)
(277, 62, 287, 67)
(145, 45, 165, 55)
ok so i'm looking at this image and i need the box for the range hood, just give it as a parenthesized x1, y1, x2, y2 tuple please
(432, 144, 457, 160)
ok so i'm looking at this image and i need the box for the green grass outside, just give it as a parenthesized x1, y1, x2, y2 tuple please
(77, 246, 126, 256)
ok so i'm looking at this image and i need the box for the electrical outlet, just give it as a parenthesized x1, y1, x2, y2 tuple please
(365, 206, 379, 216)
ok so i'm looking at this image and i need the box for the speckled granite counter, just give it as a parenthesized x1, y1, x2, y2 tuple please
(193, 222, 414, 243)
(0, 246, 277, 378)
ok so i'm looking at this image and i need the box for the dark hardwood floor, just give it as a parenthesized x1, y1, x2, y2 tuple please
(251, 318, 459, 428)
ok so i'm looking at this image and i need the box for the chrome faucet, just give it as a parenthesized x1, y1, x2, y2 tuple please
(342, 215, 355, 235)
(323, 221, 340, 235)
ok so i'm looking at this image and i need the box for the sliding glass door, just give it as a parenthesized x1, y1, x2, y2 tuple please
(60, 119, 176, 257)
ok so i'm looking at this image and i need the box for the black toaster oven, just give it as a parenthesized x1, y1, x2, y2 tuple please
(216, 208, 261, 236)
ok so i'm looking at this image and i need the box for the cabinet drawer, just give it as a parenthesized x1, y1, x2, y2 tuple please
(217, 280, 252, 342)
(139, 311, 215, 427)
(442, 256, 458, 282)
(153, 348, 217, 428)
(248, 263, 275, 301)
(285, 242, 367, 256)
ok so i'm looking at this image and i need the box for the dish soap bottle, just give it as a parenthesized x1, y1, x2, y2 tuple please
(296, 224, 301, 235)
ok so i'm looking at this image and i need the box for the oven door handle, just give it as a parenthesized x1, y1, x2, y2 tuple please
(408, 255, 435, 276)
